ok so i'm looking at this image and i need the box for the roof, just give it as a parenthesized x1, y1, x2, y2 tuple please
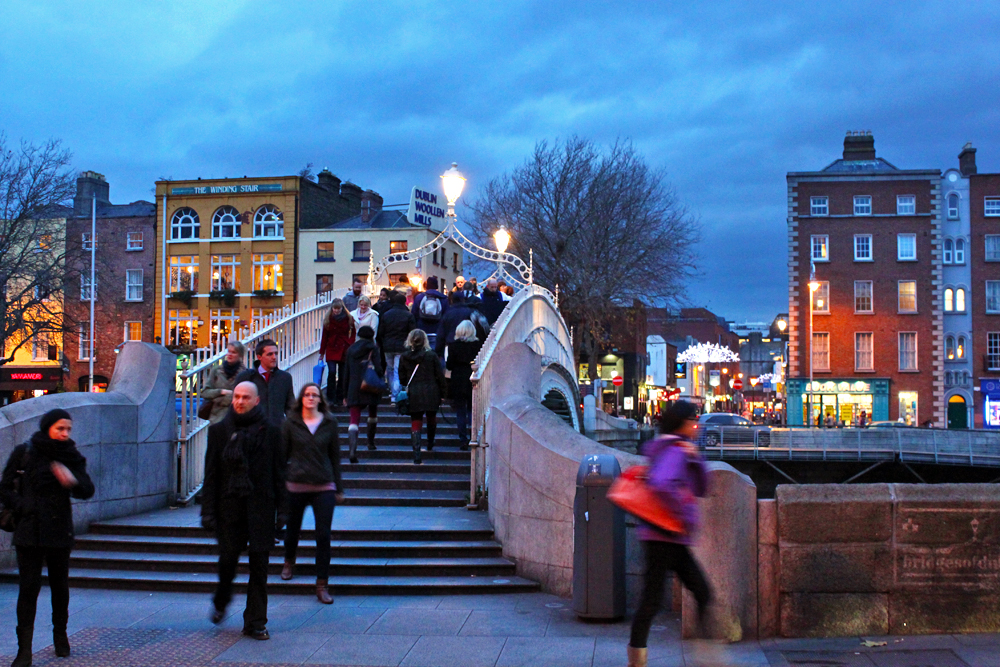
(821, 157, 900, 173)
(85, 201, 156, 218)
(313, 209, 422, 231)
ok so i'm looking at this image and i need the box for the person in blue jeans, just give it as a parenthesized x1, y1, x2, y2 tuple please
(279, 383, 343, 604)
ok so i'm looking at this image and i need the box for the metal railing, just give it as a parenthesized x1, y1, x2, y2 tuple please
(174, 289, 348, 503)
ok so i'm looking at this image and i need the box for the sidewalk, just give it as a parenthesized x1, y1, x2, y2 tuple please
(0, 584, 994, 666)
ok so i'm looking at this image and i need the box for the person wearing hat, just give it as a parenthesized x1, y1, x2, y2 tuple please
(0, 408, 95, 665)
(343, 325, 384, 463)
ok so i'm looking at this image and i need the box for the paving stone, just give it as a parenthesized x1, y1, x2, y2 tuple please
(213, 631, 329, 664)
(496, 635, 595, 667)
(458, 609, 552, 637)
(593, 636, 683, 667)
(398, 635, 506, 667)
(867, 649, 971, 666)
(779, 650, 874, 666)
(365, 608, 470, 636)
(293, 606, 386, 634)
(304, 634, 418, 666)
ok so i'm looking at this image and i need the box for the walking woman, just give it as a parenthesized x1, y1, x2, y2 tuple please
(319, 298, 356, 405)
(351, 295, 379, 338)
(627, 400, 712, 667)
(445, 321, 482, 451)
(343, 326, 384, 464)
(201, 341, 247, 424)
(0, 409, 95, 665)
(398, 329, 447, 464)
(280, 383, 343, 604)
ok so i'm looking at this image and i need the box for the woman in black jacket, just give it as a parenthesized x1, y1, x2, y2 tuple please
(398, 329, 448, 464)
(343, 326, 384, 464)
(445, 321, 483, 451)
(280, 383, 343, 604)
(0, 408, 95, 665)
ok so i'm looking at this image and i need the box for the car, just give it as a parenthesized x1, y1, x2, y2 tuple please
(694, 412, 771, 447)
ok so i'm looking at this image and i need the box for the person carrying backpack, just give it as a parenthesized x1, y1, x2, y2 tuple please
(411, 276, 449, 348)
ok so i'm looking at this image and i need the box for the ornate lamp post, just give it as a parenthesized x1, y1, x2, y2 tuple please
(441, 163, 466, 217)
(777, 318, 787, 424)
(493, 227, 510, 278)
(807, 280, 820, 427)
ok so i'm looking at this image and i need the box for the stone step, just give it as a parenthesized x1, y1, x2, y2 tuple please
(339, 489, 468, 507)
(338, 446, 469, 461)
(341, 472, 469, 491)
(343, 461, 469, 474)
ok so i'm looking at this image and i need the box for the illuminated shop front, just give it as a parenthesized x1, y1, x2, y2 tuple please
(786, 378, 890, 425)
(981, 380, 1000, 429)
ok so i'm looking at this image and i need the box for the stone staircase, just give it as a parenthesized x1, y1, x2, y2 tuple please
(0, 402, 539, 595)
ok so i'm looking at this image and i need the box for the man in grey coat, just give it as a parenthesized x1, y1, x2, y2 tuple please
(235, 339, 295, 426)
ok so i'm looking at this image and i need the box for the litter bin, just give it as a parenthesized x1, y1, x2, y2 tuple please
(572, 453, 625, 619)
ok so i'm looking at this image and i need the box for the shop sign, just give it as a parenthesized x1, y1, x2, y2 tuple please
(407, 187, 447, 228)
(981, 380, 1000, 429)
(808, 380, 871, 393)
(170, 183, 282, 195)
(709, 369, 720, 387)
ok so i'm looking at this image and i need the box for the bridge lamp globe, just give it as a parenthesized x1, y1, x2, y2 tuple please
(441, 162, 466, 211)
(493, 227, 511, 254)
(777, 319, 787, 333)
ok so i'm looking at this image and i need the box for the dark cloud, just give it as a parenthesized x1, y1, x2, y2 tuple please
(3, 1, 1000, 321)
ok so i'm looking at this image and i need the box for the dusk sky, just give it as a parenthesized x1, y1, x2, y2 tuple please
(3, 1, 1000, 322)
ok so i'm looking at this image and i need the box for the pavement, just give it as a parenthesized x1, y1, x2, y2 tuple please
(0, 585, 996, 666)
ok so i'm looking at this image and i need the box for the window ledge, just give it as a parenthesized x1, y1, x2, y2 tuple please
(854, 369, 877, 373)
(351, 258, 368, 262)
(315, 258, 336, 262)
(124, 298, 144, 303)
(945, 359, 968, 363)
(250, 237, 285, 242)
(898, 311, 919, 315)
(126, 248, 143, 252)
(811, 259, 829, 263)
(898, 369, 921, 373)
(854, 259, 874, 263)
(897, 258, 918, 262)
(855, 311, 875, 315)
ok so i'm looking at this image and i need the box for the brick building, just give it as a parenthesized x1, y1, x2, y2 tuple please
(63, 172, 156, 392)
(968, 153, 1000, 428)
(786, 132, 943, 426)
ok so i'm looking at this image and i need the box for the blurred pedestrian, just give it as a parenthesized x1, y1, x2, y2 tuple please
(411, 276, 449, 348)
(318, 298, 356, 405)
(280, 383, 343, 604)
(344, 326, 384, 463)
(376, 290, 416, 402)
(398, 329, 448, 464)
(480, 278, 506, 324)
(235, 339, 296, 426)
(434, 292, 473, 357)
(628, 401, 712, 666)
(372, 288, 393, 316)
(342, 279, 364, 312)
(352, 295, 379, 338)
(1, 409, 94, 665)
(201, 341, 247, 424)
(446, 321, 482, 450)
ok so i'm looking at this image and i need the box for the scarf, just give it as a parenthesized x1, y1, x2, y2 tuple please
(221, 405, 266, 498)
(221, 359, 241, 379)
(29, 432, 85, 467)
(333, 310, 348, 322)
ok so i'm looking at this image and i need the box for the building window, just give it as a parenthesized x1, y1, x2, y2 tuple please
(811, 235, 829, 262)
(989, 333, 1000, 370)
(352, 241, 370, 261)
(948, 193, 960, 220)
(988, 281, 1000, 313)
(32, 332, 49, 362)
(34, 234, 52, 253)
(210, 254, 240, 291)
(209, 309, 240, 349)
(946, 335, 956, 360)
(954, 238, 965, 264)
(389, 273, 409, 285)
(945, 288, 954, 312)
(82, 232, 95, 250)
(80, 274, 96, 301)
(810, 196, 829, 216)
(440, 250, 448, 269)
(957, 335, 967, 359)
(812, 332, 830, 371)
(854, 234, 872, 261)
(125, 269, 143, 301)
(212, 206, 242, 238)
(78, 322, 92, 360)
(253, 205, 283, 237)
(956, 288, 966, 312)
(168, 310, 196, 347)
(812, 281, 829, 313)
(854, 195, 872, 215)
(855, 332, 873, 371)
(896, 195, 916, 215)
(127, 231, 143, 251)
(898, 332, 917, 371)
(897, 234, 916, 261)
(352, 274, 369, 285)
(943, 239, 954, 264)
(389, 240, 408, 254)
(986, 236, 1000, 262)
(316, 242, 335, 261)
(898, 281, 917, 313)
(169, 255, 199, 292)
(170, 207, 199, 240)
(252, 254, 283, 291)
(316, 274, 334, 294)
(854, 280, 872, 313)
(453, 252, 460, 272)
(898, 391, 918, 425)
(124, 321, 142, 342)
(985, 198, 1000, 217)
(251, 308, 277, 327)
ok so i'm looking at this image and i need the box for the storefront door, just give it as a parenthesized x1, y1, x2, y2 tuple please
(947, 395, 968, 429)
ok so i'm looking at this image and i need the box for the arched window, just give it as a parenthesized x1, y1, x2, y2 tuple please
(956, 288, 966, 312)
(212, 206, 242, 238)
(957, 335, 967, 359)
(948, 193, 960, 220)
(946, 371, 954, 386)
(944, 288, 954, 311)
(946, 335, 956, 360)
(943, 238, 953, 264)
(254, 205, 283, 238)
(170, 207, 199, 240)
(955, 238, 966, 264)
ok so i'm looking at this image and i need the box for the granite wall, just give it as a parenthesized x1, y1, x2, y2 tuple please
(0, 343, 176, 568)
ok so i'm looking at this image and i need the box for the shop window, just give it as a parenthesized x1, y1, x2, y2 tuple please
(212, 206, 242, 238)
(317, 242, 335, 261)
(316, 274, 334, 294)
(168, 310, 196, 347)
(209, 309, 240, 349)
(124, 321, 142, 342)
(252, 308, 277, 328)
(898, 391, 918, 426)
(811, 235, 828, 262)
(898, 332, 918, 371)
(812, 282, 829, 313)
(810, 196, 828, 216)
(127, 231, 143, 251)
(169, 256, 199, 292)
(253, 205, 283, 238)
(898, 281, 917, 313)
(854, 281, 872, 313)
(252, 254, 283, 291)
(812, 332, 829, 371)
(947, 193, 959, 220)
(352, 274, 369, 285)
(170, 207, 199, 240)
(855, 332, 873, 371)
(211, 255, 240, 291)
(897, 195, 916, 215)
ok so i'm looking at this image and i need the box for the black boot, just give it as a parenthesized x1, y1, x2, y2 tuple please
(12, 625, 32, 667)
(366, 418, 377, 451)
(411, 431, 422, 465)
(53, 627, 69, 658)
(348, 428, 359, 464)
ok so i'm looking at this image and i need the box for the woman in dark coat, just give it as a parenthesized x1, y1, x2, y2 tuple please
(318, 298, 356, 405)
(0, 408, 95, 665)
(280, 382, 343, 604)
(445, 320, 483, 451)
(201, 341, 247, 424)
(343, 326, 384, 464)
(398, 329, 448, 464)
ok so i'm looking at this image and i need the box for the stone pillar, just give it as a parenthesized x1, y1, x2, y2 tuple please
(757, 499, 779, 638)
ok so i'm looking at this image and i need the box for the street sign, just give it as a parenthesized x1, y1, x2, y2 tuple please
(612, 376, 624, 387)
(733, 378, 743, 390)
(407, 187, 448, 230)
(623, 396, 634, 410)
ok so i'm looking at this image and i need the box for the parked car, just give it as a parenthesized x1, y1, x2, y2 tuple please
(694, 412, 771, 447)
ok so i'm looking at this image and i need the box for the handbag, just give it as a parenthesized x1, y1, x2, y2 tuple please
(313, 359, 326, 385)
(395, 364, 421, 415)
(0, 448, 30, 533)
(360, 352, 387, 394)
(197, 399, 213, 421)
(607, 465, 685, 535)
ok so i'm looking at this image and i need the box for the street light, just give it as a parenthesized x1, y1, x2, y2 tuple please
(441, 163, 466, 216)
(493, 227, 510, 254)
(777, 318, 787, 423)
(808, 280, 820, 427)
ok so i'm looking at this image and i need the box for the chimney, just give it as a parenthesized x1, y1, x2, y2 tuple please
(73, 171, 110, 217)
(361, 189, 383, 223)
(340, 181, 363, 213)
(959, 142, 977, 177)
(843, 130, 876, 161)
(316, 168, 341, 192)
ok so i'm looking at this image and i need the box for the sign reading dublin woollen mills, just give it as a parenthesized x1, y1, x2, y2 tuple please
(407, 186, 447, 230)
(170, 183, 283, 195)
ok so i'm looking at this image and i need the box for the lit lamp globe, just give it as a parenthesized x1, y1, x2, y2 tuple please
(777, 319, 787, 333)
(441, 163, 466, 209)
(409, 275, 423, 291)
(808, 281, 820, 293)
(493, 227, 511, 254)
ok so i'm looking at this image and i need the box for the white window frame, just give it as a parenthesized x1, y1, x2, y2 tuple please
(812, 281, 830, 314)
(854, 195, 872, 216)
(946, 335, 956, 360)
(212, 206, 242, 239)
(170, 207, 200, 240)
(954, 238, 965, 264)
(811, 235, 829, 262)
(252, 254, 283, 291)
(989, 333, 1000, 370)
(944, 288, 954, 312)
(898, 280, 917, 313)
(987, 281, 1000, 314)
(897, 233, 917, 261)
(854, 234, 872, 261)
(812, 332, 830, 371)
(985, 198, 1000, 217)
(253, 205, 284, 238)
(209, 308, 240, 349)
(32, 332, 49, 362)
(898, 332, 918, 371)
(210, 254, 240, 291)
(126, 231, 143, 251)
(168, 309, 197, 347)
(896, 195, 916, 215)
(955, 288, 966, 313)
(82, 232, 95, 250)
(943, 238, 954, 264)
(986, 236, 1000, 262)
(810, 196, 829, 216)
(125, 269, 143, 302)
(957, 335, 967, 359)
(80, 274, 96, 301)
(855, 332, 873, 371)
(78, 322, 92, 360)
(854, 280, 873, 314)
(123, 321, 142, 342)
(169, 256, 199, 293)
(947, 193, 960, 220)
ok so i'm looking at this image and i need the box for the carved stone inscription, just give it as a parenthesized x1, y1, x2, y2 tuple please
(895, 509, 1000, 587)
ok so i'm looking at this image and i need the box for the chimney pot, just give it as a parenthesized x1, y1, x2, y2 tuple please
(843, 131, 876, 161)
(959, 142, 978, 177)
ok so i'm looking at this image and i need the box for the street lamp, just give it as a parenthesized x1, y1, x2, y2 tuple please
(441, 162, 466, 217)
(493, 227, 511, 278)
(808, 280, 820, 427)
(777, 318, 787, 424)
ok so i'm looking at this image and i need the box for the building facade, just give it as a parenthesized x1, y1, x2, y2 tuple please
(786, 132, 943, 427)
(968, 152, 1000, 428)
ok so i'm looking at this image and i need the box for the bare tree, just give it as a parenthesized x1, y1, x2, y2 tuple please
(0, 134, 77, 366)
(467, 136, 699, 375)
(298, 162, 316, 181)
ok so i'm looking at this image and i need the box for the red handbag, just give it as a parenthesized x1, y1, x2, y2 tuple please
(607, 465, 685, 535)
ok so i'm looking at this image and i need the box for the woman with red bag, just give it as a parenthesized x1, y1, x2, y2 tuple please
(627, 400, 712, 667)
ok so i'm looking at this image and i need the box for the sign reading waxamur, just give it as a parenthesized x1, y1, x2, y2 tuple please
(170, 183, 283, 195)
(407, 187, 447, 229)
